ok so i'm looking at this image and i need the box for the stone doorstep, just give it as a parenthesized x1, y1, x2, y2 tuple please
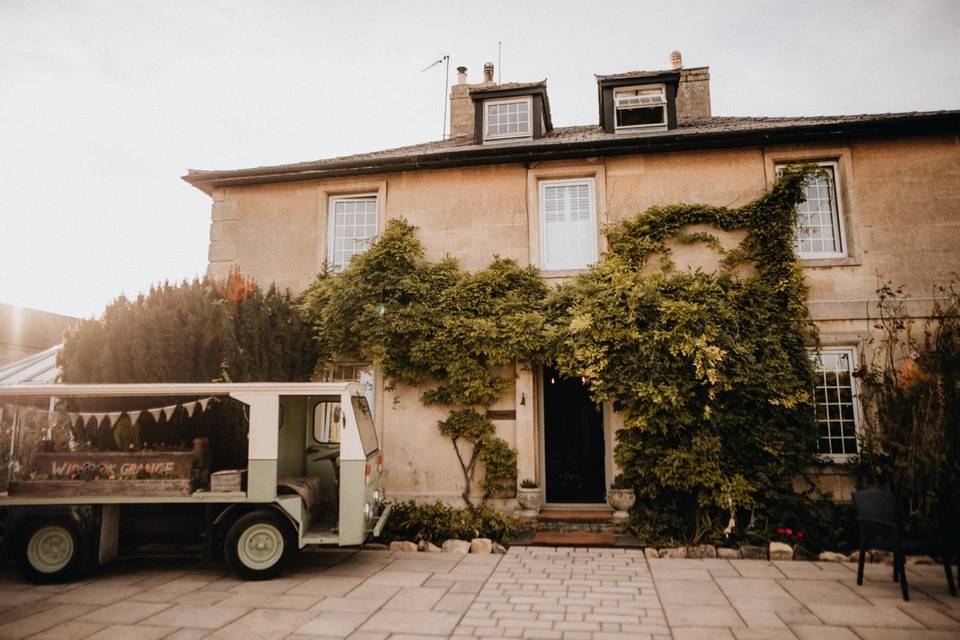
(531, 532, 616, 547)
(537, 509, 614, 522)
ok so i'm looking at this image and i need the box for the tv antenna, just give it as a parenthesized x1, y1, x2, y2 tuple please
(422, 55, 451, 139)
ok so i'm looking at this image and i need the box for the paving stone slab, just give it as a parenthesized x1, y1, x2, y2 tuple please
(77, 601, 172, 625)
(84, 624, 179, 640)
(0, 604, 96, 639)
(139, 603, 251, 630)
(293, 611, 369, 637)
(791, 625, 860, 640)
(806, 603, 926, 628)
(27, 621, 109, 640)
(207, 607, 320, 639)
(664, 604, 745, 627)
(360, 609, 462, 635)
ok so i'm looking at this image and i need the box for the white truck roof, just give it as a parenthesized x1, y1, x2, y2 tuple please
(0, 382, 364, 397)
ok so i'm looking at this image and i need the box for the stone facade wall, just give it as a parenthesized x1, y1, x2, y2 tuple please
(204, 133, 960, 505)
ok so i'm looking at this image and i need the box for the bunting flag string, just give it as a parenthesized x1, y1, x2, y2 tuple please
(2, 397, 216, 429)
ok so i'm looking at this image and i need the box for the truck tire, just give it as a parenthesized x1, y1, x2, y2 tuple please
(13, 516, 89, 584)
(224, 510, 296, 580)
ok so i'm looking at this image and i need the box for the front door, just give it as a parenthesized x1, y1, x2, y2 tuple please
(543, 366, 605, 503)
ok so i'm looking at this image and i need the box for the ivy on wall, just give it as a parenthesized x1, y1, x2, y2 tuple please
(301, 220, 547, 505)
(305, 166, 825, 541)
(545, 164, 822, 543)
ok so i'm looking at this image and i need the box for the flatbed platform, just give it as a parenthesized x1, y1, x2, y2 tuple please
(0, 490, 249, 506)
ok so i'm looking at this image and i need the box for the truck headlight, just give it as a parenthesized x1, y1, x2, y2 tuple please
(373, 489, 381, 504)
(364, 502, 371, 517)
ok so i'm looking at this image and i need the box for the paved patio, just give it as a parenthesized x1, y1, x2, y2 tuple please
(0, 547, 957, 639)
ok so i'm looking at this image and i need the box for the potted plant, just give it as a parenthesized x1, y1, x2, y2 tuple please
(517, 479, 541, 516)
(607, 474, 636, 520)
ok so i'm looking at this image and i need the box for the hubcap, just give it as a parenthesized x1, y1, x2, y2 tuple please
(27, 526, 74, 573)
(237, 522, 284, 570)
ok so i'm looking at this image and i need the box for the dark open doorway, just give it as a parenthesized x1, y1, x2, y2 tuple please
(543, 366, 605, 503)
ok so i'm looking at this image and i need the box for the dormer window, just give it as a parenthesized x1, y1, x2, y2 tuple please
(483, 97, 533, 142)
(614, 85, 667, 130)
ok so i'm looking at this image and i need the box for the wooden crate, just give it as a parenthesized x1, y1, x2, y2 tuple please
(210, 469, 246, 493)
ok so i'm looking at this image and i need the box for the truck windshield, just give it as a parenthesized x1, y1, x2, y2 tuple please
(351, 396, 378, 456)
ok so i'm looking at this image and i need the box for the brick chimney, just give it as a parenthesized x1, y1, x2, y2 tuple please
(672, 51, 711, 121)
(449, 66, 474, 139)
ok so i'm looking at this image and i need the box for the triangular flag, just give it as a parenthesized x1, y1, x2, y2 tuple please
(148, 408, 164, 422)
(184, 402, 198, 418)
(105, 412, 123, 427)
(198, 397, 211, 412)
(162, 405, 178, 421)
(92, 413, 106, 426)
(128, 410, 143, 425)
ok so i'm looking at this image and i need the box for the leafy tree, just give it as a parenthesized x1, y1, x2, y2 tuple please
(57, 270, 318, 468)
(59, 268, 317, 384)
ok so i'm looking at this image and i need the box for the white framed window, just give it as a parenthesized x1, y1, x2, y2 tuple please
(327, 194, 378, 273)
(539, 178, 598, 271)
(808, 347, 861, 460)
(483, 97, 532, 142)
(614, 84, 667, 131)
(778, 161, 847, 259)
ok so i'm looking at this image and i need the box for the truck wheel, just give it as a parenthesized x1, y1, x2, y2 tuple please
(14, 516, 88, 584)
(224, 510, 295, 580)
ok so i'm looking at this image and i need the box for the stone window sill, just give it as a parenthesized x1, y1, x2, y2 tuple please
(800, 256, 863, 269)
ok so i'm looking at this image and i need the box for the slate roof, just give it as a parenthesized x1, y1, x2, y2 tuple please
(595, 67, 685, 81)
(183, 110, 960, 193)
(469, 80, 547, 94)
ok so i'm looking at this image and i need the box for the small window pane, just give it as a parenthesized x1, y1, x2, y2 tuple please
(485, 100, 532, 140)
(809, 348, 860, 457)
(783, 164, 844, 257)
(329, 196, 378, 272)
(541, 181, 596, 270)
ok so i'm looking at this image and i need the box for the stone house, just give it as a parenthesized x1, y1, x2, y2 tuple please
(183, 53, 960, 508)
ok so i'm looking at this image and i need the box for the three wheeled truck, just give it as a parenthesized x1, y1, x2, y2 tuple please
(0, 382, 390, 582)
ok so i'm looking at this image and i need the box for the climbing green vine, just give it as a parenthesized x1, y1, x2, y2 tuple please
(546, 163, 822, 543)
(301, 220, 547, 505)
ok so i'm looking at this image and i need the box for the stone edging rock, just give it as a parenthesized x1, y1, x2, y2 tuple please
(386, 538, 507, 554)
(644, 542, 929, 564)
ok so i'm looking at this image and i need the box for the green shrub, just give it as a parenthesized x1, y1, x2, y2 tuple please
(380, 500, 518, 545)
(854, 278, 960, 522)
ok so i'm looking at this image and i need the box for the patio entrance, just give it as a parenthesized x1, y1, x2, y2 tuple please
(542, 366, 605, 503)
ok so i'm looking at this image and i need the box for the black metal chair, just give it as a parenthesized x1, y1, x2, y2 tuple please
(940, 495, 959, 598)
(852, 489, 955, 601)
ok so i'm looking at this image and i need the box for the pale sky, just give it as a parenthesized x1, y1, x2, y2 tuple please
(1, 0, 958, 319)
